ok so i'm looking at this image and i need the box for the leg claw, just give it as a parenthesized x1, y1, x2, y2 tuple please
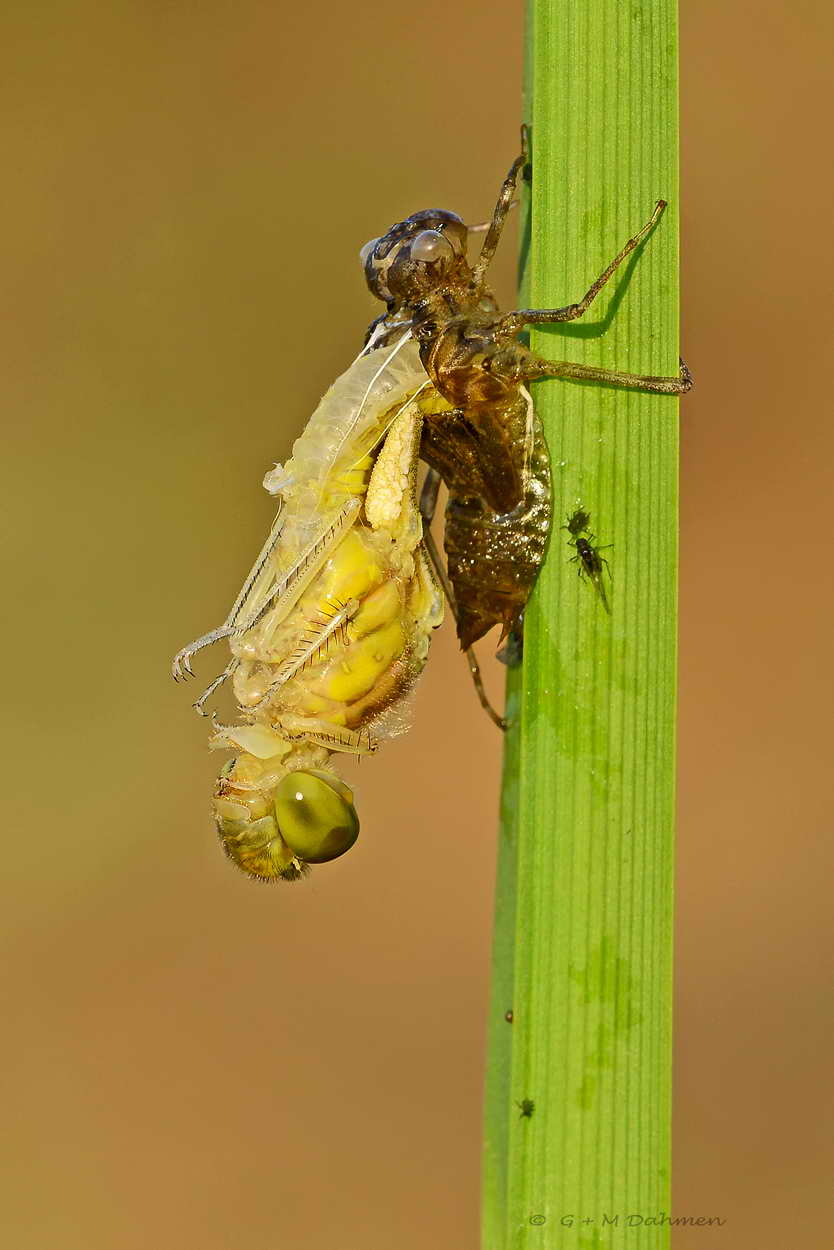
(171, 649, 196, 682)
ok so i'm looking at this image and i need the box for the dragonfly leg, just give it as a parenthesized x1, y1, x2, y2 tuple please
(472, 124, 530, 286)
(520, 353, 692, 395)
(277, 715, 378, 757)
(496, 200, 667, 336)
(231, 498, 361, 641)
(172, 626, 234, 681)
(248, 598, 360, 714)
(466, 199, 518, 236)
(192, 659, 239, 716)
(171, 504, 287, 682)
(418, 469, 507, 732)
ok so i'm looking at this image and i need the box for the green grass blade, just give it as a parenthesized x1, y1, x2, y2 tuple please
(482, 667, 522, 1246)
(483, 1, 681, 1247)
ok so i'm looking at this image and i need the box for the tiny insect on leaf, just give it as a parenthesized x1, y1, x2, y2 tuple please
(562, 507, 613, 614)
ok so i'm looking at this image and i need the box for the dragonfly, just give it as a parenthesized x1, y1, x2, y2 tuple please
(172, 334, 450, 880)
(172, 127, 690, 881)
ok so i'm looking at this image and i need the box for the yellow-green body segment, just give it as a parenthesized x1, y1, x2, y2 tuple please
(201, 337, 445, 880)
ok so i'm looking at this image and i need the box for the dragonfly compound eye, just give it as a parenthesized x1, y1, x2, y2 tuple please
(274, 770, 359, 864)
(409, 229, 455, 266)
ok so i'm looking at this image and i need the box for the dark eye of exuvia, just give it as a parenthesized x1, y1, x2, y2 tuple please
(410, 230, 454, 265)
(359, 237, 379, 267)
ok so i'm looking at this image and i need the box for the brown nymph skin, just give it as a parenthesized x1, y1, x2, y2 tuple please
(362, 131, 691, 672)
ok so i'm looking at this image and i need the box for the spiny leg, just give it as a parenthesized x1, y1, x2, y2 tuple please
(277, 714, 377, 757)
(172, 623, 235, 681)
(173, 499, 359, 684)
(520, 353, 692, 395)
(171, 503, 286, 681)
(193, 659, 239, 716)
(249, 597, 360, 714)
(223, 502, 288, 633)
(471, 124, 530, 286)
(497, 200, 667, 336)
(419, 469, 507, 732)
(235, 498, 361, 637)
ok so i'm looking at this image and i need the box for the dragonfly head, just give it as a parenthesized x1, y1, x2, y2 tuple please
(214, 753, 360, 882)
(360, 209, 470, 307)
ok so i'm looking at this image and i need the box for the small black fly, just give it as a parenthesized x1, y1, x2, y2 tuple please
(563, 508, 612, 614)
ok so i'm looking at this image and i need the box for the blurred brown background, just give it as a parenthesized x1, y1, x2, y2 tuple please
(2, 2, 831, 1248)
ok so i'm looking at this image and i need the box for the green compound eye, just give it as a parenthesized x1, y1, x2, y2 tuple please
(274, 771, 359, 864)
